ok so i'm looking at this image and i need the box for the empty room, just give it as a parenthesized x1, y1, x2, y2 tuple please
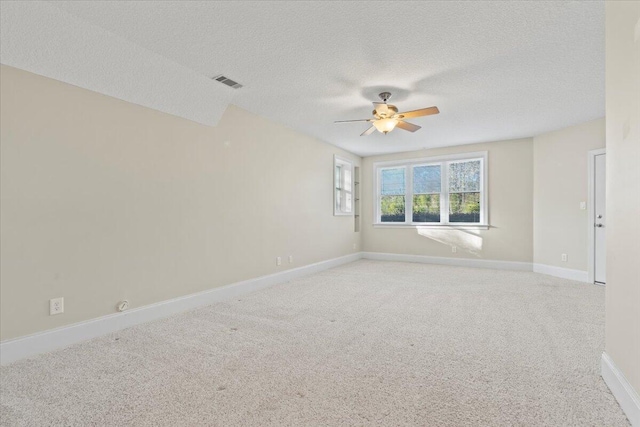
(1, 1, 638, 426)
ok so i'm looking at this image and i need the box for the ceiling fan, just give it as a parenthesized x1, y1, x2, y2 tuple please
(335, 92, 439, 136)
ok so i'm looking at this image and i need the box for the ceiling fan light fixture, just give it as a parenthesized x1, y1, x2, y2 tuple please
(374, 118, 399, 134)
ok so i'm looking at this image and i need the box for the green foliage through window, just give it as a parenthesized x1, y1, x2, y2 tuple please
(413, 194, 440, 222)
(449, 192, 480, 222)
(381, 195, 405, 222)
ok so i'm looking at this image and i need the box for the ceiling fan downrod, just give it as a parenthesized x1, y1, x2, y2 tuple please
(378, 92, 392, 103)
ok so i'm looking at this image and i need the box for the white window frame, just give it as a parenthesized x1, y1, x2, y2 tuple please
(334, 155, 354, 216)
(373, 151, 489, 228)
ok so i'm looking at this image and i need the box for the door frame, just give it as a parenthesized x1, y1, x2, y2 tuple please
(587, 148, 606, 285)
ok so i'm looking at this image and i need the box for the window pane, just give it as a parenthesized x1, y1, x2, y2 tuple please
(344, 168, 352, 192)
(449, 160, 481, 192)
(413, 194, 440, 222)
(449, 192, 480, 223)
(345, 192, 352, 212)
(336, 189, 341, 211)
(381, 195, 405, 222)
(335, 165, 342, 189)
(413, 165, 441, 194)
(381, 168, 405, 195)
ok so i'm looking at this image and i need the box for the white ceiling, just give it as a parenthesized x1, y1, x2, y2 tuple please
(3, 1, 604, 156)
(0, 1, 235, 127)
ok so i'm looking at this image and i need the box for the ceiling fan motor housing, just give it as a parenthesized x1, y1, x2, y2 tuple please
(373, 105, 398, 118)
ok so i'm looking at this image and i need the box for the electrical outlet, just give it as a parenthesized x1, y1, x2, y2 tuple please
(452, 246, 457, 253)
(288, 255, 293, 264)
(50, 297, 64, 315)
(579, 201, 586, 210)
(561, 254, 568, 262)
(276, 257, 282, 266)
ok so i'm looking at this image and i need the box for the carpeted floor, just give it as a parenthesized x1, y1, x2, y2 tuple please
(0, 260, 629, 426)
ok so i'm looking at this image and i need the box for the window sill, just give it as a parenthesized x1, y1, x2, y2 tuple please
(373, 223, 490, 230)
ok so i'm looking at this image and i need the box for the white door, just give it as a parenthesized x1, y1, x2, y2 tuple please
(594, 153, 606, 284)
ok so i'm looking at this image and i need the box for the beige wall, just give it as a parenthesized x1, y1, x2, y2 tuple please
(361, 139, 533, 263)
(605, 1, 640, 395)
(533, 118, 605, 271)
(0, 65, 361, 340)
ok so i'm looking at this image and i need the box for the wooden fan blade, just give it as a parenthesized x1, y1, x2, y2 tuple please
(397, 106, 439, 119)
(361, 126, 376, 136)
(334, 119, 373, 123)
(396, 121, 421, 132)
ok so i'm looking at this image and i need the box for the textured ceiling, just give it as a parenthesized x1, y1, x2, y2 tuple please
(4, 1, 604, 156)
(0, 1, 236, 127)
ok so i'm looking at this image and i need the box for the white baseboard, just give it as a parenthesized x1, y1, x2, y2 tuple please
(362, 252, 532, 271)
(602, 352, 640, 426)
(532, 263, 589, 283)
(0, 252, 363, 366)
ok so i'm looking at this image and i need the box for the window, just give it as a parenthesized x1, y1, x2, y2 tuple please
(413, 164, 441, 223)
(334, 156, 353, 215)
(374, 152, 487, 226)
(448, 159, 481, 223)
(380, 167, 406, 222)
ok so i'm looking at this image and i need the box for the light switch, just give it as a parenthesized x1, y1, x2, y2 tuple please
(580, 201, 586, 210)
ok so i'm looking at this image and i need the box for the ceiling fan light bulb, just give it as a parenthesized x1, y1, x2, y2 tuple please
(374, 118, 399, 133)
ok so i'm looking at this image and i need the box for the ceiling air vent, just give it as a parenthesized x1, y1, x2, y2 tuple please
(213, 75, 243, 89)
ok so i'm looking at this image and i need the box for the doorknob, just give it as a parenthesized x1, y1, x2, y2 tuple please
(595, 223, 604, 228)
(597, 214, 603, 219)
